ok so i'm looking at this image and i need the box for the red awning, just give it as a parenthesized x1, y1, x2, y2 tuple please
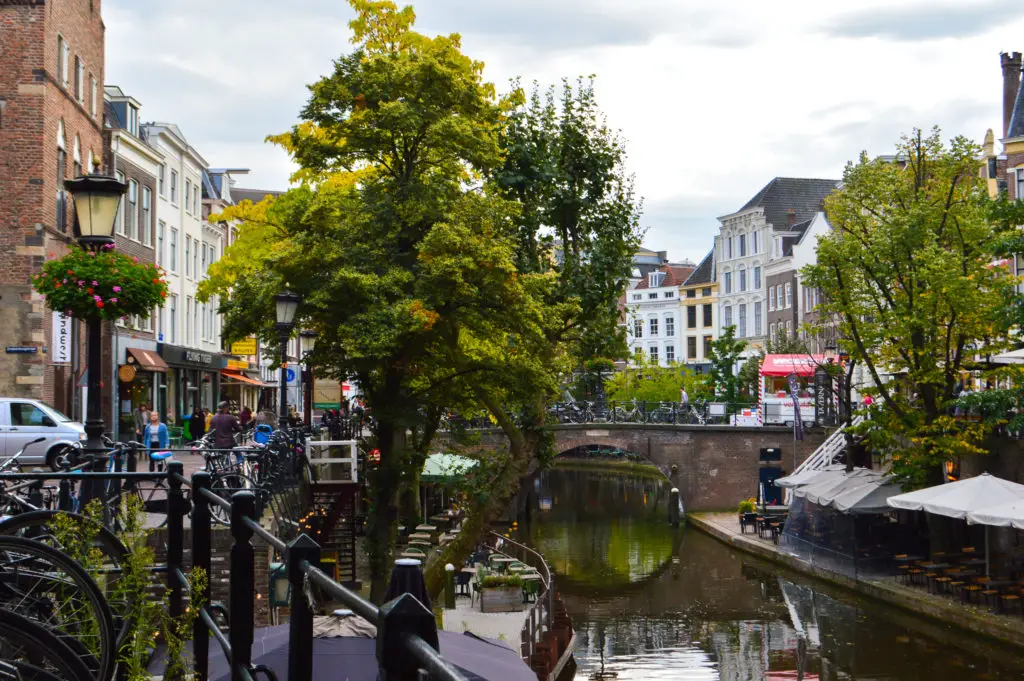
(220, 370, 267, 387)
(760, 354, 827, 377)
(127, 347, 169, 373)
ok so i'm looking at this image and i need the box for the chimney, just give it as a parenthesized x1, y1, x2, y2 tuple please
(787, 208, 797, 228)
(1001, 52, 1022, 137)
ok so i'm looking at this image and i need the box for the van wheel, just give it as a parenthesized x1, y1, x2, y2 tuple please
(46, 446, 69, 472)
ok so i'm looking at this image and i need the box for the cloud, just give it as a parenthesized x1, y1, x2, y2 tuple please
(822, 1, 1024, 41)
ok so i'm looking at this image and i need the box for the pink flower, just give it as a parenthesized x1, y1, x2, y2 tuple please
(112, 286, 121, 292)
(132, 257, 138, 263)
(77, 280, 84, 286)
(62, 279, 67, 283)
(91, 281, 97, 286)
(110, 298, 118, 303)
(93, 295, 101, 302)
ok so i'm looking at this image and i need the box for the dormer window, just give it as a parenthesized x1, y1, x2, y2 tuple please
(127, 104, 139, 136)
(649, 271, 665, 288)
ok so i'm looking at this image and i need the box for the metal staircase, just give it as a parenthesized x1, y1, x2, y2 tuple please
(783, 415, 863, 502)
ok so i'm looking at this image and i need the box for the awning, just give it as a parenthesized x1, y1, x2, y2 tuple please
(422, 453, 478, 482)
(775, 464, 846, 489)
(832, 476, 902, 515)
(795, 468, 882, 506)
(220, 370, 268, 387)
(127, 347, 169, 373)
(760, 354, 828, 377)
(990, 348, 1024, 365)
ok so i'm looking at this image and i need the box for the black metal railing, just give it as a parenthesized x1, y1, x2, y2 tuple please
(546, 399, 760, 426)
(486, 531, 554, 664)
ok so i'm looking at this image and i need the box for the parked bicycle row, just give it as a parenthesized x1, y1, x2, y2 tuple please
(547, 398, 757, 425)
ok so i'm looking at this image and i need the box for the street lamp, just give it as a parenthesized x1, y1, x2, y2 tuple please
(275, 289, 301, 430)
(65, 173, 127, 459)
(299, 330, 317, 426)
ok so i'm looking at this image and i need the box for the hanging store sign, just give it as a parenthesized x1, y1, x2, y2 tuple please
(231, 338, 258, 356)
(52, 312, 72, 364)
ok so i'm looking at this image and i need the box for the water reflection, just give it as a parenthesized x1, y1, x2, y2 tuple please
(517, 467, 1024, 681)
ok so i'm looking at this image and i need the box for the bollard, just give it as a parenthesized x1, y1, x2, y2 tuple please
(444, 563, 456, 610)
(192, 471, 212, 681)
(229, 491, 257, 681)
(286, 534, 321, 681)
(669, 487, 680, 527)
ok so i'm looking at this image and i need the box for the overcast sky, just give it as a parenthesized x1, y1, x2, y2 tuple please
(105, 0, 1024, 264)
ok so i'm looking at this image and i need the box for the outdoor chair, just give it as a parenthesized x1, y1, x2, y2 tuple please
(455, 570, 472, 597)
(739, 512, 757, 534)
(405, 546, 426, 556)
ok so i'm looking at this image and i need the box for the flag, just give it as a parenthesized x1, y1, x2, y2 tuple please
(787, 372, 805, 441)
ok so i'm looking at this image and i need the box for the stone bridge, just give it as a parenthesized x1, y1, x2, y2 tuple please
(437, 423, 830, 511)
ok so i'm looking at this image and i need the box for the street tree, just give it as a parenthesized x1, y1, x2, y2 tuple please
(707, 326, 746, 406)
(803, 128, 1018, 487)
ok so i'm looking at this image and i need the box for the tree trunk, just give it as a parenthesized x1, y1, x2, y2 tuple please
(366, 416, 406, 604)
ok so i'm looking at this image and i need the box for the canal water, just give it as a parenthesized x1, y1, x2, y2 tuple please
(514, 465, 1024, 681)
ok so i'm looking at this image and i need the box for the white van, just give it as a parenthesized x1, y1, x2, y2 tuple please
(0, 398, 86, 468)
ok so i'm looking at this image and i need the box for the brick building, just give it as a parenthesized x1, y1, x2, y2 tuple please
(0, 0, 106, 412)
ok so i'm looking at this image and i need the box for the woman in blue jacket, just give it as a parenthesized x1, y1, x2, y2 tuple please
(143, 411, 171, 472)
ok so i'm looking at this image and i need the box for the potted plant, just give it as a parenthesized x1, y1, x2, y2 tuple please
(737, 498, 756, 514)
(476, 573, 524, 613)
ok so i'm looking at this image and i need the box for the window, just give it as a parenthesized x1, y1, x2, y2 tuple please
(703, 336, 713, 359)
(777, 285, 784, 310)
(687, 306, 697, 329)
(649, 346, 659, 363)
(786, 320, 793, 335)
(649, 271, 664, 287)
(169, 295, 177, 343)
(58, 36, 69, 86)
(200, 302, 206, 340)
(126, 180, 137, 240)
(201, 243, 207, 276)
(753, 266, 761, 289)
(768, 286, 775, 311)
(157, 221, 165, 266)
(770, 323, 776, 343)
(632, 294, 641, 301)
(185, 181, 192, 214)
(56, 146, 67, 233)
(664, 291, 674, 299)
(1017, 168, 1024, 201)
(158, 166, 166, 196)
(738, 303, 747, 338)
(193, 303, 199, 345)
(73, 56, 82, 101)
(785, 282, 792, 308)
(141, 187, 152, 245)
(170, 171, 178, 204)
(185, 297, 192, 343)
(726, 237, 733, 259)
(739, 267, 746, 292)
(193, 187, 199, 216)
(169, 228, 178, 272)
(702, 287, 711, 297)
(185, 236, 191, 277)
(754, 301, 762, 336)
(634, 318, 643, 338)
(724, 305, 732, 328)
(686, 289, 696, 298)
(157, 306, 165, 339)
(90, 75, 97, 118)
(666, 345, 675, 363)
(649, 317, 659, 337)
(703, 304, 712, 327)
(192, 244, 198, 279)
(666, 316, 675, 336)
(687, 337, 697, 359)
(724, 272, 732, 294)
(142, 310, 152, 332)
(208, 306, 215, 342)
(11, 403, 52, 427)
(648, 293, 657, 300)
(739, 233, 746, 257)
(752, 230, 758, 254)
(127, 105, 138, 136)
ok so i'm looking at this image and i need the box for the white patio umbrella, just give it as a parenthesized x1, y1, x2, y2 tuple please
(966, 500, 1024, 530)
(887, 473, 1024, 576)
(796, 468, 880, 507)
(775, 464, 846, 489)
(832, 476, 902, 515)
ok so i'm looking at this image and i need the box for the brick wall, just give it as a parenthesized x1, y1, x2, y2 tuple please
(0, 0, 105, 402)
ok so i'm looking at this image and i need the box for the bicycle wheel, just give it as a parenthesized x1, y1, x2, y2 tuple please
(208, 472, 259, 525)
(0, 610, 94, 681)
(0, 536, 115, 681)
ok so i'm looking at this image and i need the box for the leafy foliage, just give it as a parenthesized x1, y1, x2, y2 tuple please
(605, 354, 711, 403)
(33, 247, 168, 320)
(707, 326, 747, 405)
(803, 128, 1020, 486)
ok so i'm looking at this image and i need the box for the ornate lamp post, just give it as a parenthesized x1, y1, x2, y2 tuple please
(299, 330, 317, 426)
(274, 289, 301, 429)
(64, 173, 127, 456)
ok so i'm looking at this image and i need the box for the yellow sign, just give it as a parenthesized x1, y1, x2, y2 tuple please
(226, 359, 249, 371)
(313, 379, 342, 409)
(231, 338, 257, 356)
(118, 364, 137, 382)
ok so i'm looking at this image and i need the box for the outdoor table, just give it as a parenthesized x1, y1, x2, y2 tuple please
(490, 556, 514, 572)
(409, 532, 432, 541)
(946, 569, 977, 580)
(415, 524, 437, 533)
(920, 562, 950, 571)
(895, 555, 923, 564)
(962, 558, 987, 568)
(509, 565, 524, 573)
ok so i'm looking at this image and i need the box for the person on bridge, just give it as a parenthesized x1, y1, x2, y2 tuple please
(210, 401, 242, 463)
(680, 387, 689, 407)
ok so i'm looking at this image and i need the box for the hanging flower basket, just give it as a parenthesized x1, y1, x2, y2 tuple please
(32, 246, 169, 321)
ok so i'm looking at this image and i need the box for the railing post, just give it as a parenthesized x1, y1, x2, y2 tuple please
(192, 471, 212, 681)
(58, 479, 71, 511)
(377, 593, 439, 681)
(167, 461, 185, 623)
(286, 534, 321, 681)
(229, 491, 257, 681)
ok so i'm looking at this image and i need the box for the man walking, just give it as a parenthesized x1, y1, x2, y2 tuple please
(209, 401, 242, 463)
(134, 403, 151, 442)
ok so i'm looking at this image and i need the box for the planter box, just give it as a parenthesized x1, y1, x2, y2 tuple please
(479, 585, 522, 613)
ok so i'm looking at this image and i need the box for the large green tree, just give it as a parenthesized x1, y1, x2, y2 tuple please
(803, 128, 1018, 487)
(707, 326, 746, 406)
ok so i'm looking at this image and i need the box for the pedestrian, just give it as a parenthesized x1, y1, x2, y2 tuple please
(239, 406, 252, 427)
(190, 405, 206, 440)
(680, 388, 689, 407)
(134, 403, 151, 442)
(288, 405, 302, 428)
(143, 411, 170, 472)
(210, 401, 243, 463)
(204, 408, 213, 434)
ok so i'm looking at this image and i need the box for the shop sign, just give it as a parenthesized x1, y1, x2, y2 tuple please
(159, 344, 226, 370)
(231, 338, 258, 356)
(52, 312, 72, 364)
(119, 364, 137, 382)
(5, 346, 38, 354)
(226, 358, 249, 370)
(313, 379, 341, 409)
